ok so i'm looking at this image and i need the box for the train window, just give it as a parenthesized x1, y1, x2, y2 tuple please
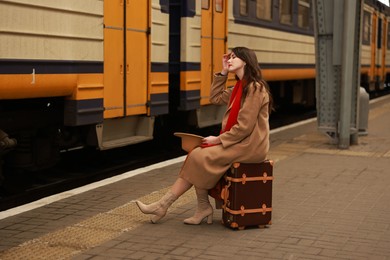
(377, 18, 382, 49)
(298, 0, 310, 29)
(216, 0, 223, 12)
(280, 0, 293, 25)
(240, 0, 248, 16)
(202, 0, 209, 10)
(362, 11, 371, 46)
(233, 0, 313, 36)
(256, 0, 272, 21)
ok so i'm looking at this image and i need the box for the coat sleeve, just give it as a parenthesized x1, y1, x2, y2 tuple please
(219, 83, 269, 148)
(209, 74, 232, 105)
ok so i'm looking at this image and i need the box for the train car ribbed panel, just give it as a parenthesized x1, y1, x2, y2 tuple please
(150, 0, 169, 115)
(151, 2, 169, 64)
(228, 24, 315, 65)
(0, 0, 103, 61)
(1, 0, 102, 14)
(179, 3, 202, 110)
(361, 45, 372, 66)
(0, 0, 104, 105)
(227, 0, 314, 81)
(180, 16, 201, 64)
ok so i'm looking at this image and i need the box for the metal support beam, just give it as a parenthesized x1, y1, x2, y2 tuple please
(313, 0, 362, 148)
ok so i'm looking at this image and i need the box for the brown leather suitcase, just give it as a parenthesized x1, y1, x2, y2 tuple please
(221, 160, 273, 230)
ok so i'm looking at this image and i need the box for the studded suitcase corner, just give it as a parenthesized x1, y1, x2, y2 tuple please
(221, 160, 273, 230)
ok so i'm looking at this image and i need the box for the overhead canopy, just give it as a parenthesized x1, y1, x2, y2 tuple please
(378, 0, 389, 7)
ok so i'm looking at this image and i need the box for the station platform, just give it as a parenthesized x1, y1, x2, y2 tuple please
(0, 95, 389, 260)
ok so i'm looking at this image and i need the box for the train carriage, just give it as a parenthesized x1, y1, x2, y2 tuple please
(0, 0, 105, 172)
(361, 0, 390, 92)
(0, 0, 170, 174)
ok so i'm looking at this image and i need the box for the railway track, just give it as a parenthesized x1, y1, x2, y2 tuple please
(0, 136, 185, 211)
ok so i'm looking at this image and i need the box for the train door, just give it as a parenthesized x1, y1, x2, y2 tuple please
(99, 1, 153, 150)
(103, 1, 148, 118)
(376, 16, 384, 90)
(104, 1, 124, 118)
(369, 11, 387, 91)
(126, 1, 148, 115)
(381, 18, 388, 88)
(369, 11, 378, 91)
(379, 17, 387, 90)
(200, 0, 227, 105)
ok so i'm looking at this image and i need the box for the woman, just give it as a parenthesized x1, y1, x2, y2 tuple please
(136, 47, 273, 225)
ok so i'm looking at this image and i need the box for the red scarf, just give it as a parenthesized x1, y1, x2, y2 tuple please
(201, 80, 244, 148)
(222, 80, 243, 133)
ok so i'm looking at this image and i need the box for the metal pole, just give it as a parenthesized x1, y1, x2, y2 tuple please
(313, 0, 340, 144)
(339, 0, 357, 149)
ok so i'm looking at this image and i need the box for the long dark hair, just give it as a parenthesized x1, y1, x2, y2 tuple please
(231, 46, 273, 113)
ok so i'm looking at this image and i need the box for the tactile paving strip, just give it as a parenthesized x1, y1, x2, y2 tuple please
(0, 187, 196, 259)
(0, 241, 79, 260)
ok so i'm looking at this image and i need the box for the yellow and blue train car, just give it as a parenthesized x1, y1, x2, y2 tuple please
(361, 0, 390, 92)
(0, 0, 169, 173)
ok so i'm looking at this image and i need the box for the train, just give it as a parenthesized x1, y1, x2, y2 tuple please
(362, 0, 390, 91)
(0, 0, 389, 180)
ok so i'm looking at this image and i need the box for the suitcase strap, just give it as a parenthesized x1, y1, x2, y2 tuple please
(225, 172, 273, 184)
(223, 204, 272, 216)
(220, 173, 273, 215)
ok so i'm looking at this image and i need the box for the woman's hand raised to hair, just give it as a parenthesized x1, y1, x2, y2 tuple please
(221, 53, 230, 75)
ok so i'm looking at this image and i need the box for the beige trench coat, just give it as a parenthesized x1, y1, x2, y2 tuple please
(179, 74, 270, 189)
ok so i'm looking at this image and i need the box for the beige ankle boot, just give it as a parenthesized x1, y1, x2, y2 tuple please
(135, 190, 178, 223)
(184, 188, 213, 225)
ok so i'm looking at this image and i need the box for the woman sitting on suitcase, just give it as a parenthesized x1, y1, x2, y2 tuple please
(135, 46, 273, 224)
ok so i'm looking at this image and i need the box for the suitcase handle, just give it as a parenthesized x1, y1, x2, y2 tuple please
(220, 180, 231, 209)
